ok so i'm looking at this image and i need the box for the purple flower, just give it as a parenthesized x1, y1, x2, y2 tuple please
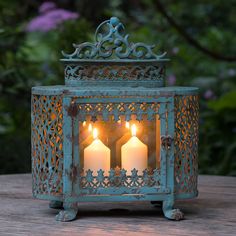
(26, 2, 79, 32)
(204, 89, 214, 100)
(227, 69, 236, 77)
(39, 2, 56, 14)
(172, 47, 179, 55)
(167, 74, 176, 86)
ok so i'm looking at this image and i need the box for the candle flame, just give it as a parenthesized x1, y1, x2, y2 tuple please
(125, 121, 130, 129)
(131, 124, 137, 136)
(88, 123, 92, 132)
(82, 121, 86, 127)
(93, 128, 98, 139)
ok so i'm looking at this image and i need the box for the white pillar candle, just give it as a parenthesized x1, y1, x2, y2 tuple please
(84, 128, 110, 176)
(121, 124, 148, 175)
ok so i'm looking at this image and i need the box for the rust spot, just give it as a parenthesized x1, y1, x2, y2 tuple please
(70, 165, 78, 183)
(67, 101, 78, 117)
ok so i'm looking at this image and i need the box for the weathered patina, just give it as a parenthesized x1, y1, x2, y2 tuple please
(31, 17, 199, 221)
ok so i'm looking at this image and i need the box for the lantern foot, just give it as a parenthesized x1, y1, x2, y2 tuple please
(55, 202, 78, 222)
(162, 200, 184, 221)
(49, 200, 63, 209)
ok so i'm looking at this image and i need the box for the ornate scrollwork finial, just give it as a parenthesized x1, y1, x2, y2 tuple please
(62, 17, 167, 60)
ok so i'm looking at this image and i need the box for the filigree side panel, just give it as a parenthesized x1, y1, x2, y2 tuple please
(77, 102, 160, 122)
(174, 95, 199, 196)
(31, 95, 63, 197)
(65, 64, 165, 83)
(79, 168, 162, 195)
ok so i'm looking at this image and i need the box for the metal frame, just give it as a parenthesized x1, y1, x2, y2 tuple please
(54, 94, 183, 221)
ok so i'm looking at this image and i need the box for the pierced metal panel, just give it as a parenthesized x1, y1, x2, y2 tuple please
(174, 95, 199, 196)
(77, 102, 161, 122)
(31, 95, 63, 197)
(80, 168, 160, 189)
(65, 64, 164, 84)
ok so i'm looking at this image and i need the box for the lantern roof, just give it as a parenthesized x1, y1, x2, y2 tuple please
(61, 17, 169, 63)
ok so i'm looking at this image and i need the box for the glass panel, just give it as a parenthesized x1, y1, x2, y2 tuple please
(79, 114, 160, 176)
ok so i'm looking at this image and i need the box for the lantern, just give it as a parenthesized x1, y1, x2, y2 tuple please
(31, 17, 199, 221)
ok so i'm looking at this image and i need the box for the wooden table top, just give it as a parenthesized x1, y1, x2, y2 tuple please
(0, 174, 235, 236)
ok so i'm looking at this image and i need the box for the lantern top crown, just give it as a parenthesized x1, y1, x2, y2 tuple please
(61, 17, 168, 62)
(62, 17, 169, 88)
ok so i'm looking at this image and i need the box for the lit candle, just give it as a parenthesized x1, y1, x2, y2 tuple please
(125, 121, 130, 129)
(88, 123, 92, 132)
(84, 128, 110, 176)
(121, 124, 148, 175)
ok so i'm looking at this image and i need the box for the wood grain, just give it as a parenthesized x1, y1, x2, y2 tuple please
(0, 174, 235, 236)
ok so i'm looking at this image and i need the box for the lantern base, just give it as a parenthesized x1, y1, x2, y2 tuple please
(49, 200, 63, 209)
(55, 203, 78, 222)
(162, 200, 184, 221)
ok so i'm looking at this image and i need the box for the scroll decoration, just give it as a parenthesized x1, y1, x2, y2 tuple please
(62, 17, 167, 60)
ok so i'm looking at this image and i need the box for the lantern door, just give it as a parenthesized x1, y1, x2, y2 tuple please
(62, 95, 174, 201)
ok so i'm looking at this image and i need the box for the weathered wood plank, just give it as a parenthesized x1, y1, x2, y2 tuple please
(0, 174, 235, 236)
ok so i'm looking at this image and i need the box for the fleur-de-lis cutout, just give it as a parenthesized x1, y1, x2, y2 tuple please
(113, 110, 119, 122)
(102, 110, 109, 122)
(108, 169, 115, 182)
(131, 168, 139, 182)
(125, 113, 131, 121)
(136, 112, 143, 121)
(85, 169, 94, 183)
(120, 169, 127, 185)
(147, 109, 154, 121)
(97, 169, 105, 183)
(131, 168, 138, 175)
(153, 168, 160, 184)
(120, 169, 127, 178)
(143, 169, 149, 185)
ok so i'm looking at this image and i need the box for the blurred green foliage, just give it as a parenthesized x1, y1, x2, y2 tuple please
(0, 0, 235, 175)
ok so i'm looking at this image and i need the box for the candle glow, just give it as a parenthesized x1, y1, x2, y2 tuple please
(93, 128, 98, 139)
(88, 123, 92, 132)
(131, 124, 136, 136)
(121, 124, 148, 174)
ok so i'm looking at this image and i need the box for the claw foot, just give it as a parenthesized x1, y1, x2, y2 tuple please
(55, 209, 78, 222)
(168, 208, 184, 221)
(49, 200, 63, 209)
(55, 202, 78, 222)
(162, 200, 184, 221)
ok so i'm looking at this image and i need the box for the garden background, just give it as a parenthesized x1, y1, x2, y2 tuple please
(0, 0, 235, 175)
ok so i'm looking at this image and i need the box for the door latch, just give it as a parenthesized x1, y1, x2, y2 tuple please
(161, 135, 173, 150)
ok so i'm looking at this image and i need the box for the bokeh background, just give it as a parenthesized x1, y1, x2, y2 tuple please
(0, 0, 235, 175)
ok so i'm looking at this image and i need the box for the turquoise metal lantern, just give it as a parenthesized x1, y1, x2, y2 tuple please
(31, 17, 199, 221)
